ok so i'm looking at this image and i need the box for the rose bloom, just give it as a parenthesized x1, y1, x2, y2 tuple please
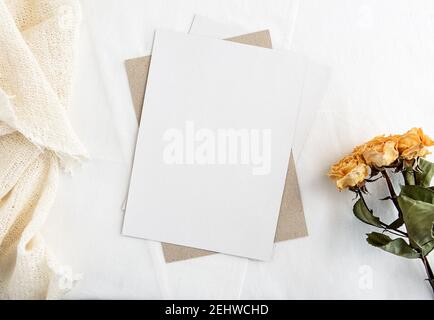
(328, 154, 369, 190)
(398, 128, 434, 160)
(353, 135, 399, 168)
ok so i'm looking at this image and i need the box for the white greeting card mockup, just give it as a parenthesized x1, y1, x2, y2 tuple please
(123, 30, 308, 260)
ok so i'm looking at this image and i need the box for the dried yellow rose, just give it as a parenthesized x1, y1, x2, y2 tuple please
(328, 154, 369, 190)
(398, 128, 434, 160)
(353, 135, 399, 168)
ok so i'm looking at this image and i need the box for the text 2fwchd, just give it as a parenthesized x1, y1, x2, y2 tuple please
(165, 303, 269, 317)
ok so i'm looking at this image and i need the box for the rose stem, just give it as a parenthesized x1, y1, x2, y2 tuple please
(381, 170, 409, 235)
(381, 170, 404, 217)
(421, 255, 434, 295)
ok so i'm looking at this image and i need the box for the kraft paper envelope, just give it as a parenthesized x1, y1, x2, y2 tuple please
(125, 30, 307, 262)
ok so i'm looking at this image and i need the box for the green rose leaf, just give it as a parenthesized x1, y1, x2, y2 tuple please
(353, 198, 383, 228)
(397, 195, 434, 256)
(400, 185, 434, 204)
(402, 168, 416, 186)
(366, 232, 420, 259)
(415, 158, 434, 187)
(388, 217, 404, 229)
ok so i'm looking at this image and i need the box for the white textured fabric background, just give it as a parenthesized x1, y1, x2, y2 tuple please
(42, 0, 434, 299)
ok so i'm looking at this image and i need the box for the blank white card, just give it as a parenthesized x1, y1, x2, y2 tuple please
(123, 30, 307, 260)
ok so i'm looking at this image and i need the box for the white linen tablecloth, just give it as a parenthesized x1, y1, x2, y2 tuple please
(42, 0, 434, 299)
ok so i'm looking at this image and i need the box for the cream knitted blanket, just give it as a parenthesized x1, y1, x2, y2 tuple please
(0, 0, 86, 299)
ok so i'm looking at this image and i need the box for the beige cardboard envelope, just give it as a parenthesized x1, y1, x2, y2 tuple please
(125, 30, 308, 262)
